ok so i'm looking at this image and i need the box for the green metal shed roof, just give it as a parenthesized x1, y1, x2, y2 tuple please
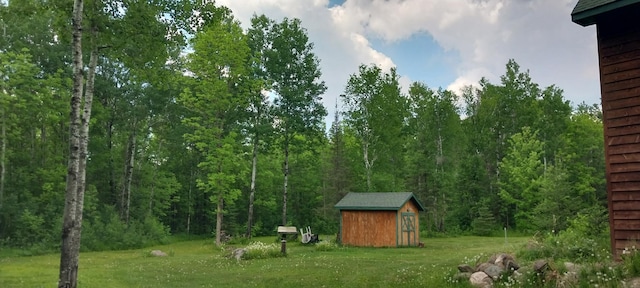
(334, 192, 426, 211)
(572, 0, 640, 26)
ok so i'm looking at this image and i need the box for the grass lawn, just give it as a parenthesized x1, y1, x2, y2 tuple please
(0, 235, 529, 287)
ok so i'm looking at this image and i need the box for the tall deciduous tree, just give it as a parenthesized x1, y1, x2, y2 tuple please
(342, 65, 407, 192)
(0, 51, 41, 212)
(59, 0, 98, 286)
(498, 127, 544, 231)
(244, 14, 274, 238)
(262, 17, 327, 225)
(180, 8, 250, 245)
(406, 83, 461, 232)
(342, 65, 384, 192)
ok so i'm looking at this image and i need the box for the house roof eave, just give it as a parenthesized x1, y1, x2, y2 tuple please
(572, 0, 640, 26)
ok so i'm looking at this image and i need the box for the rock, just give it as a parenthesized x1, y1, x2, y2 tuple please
(624, 277, 640, 288)
(481, 264, 504, 279)
(454, 272, 472, 282)
(150, 250, 167, 257)
(230, 248, 247, 261)
(493, 253, 507, 264)
(476, 262, 492, 272)
(494, 254, 519, 271)
(458, 264, 475, 273)
(533, 259, 549, 273)
(469, 271, 493, 288)
(557, 271, 578, 288)
(504, 259, 520, 271)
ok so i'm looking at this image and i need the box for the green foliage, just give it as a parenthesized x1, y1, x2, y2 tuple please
(0, 0, 609, 263)
(315, 240, 338, 251)
(472, 204, 497, 236)
(342, 65, 409, 192)
(517, 206, 610, 263)
(622, 247, 640, 277)
(82, 209, 170, 251)
(13, 210, 46, 247)
(498, 127, 545, 231)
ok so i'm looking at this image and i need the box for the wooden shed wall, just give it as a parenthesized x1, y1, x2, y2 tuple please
(597, 4, 640, 257)
(396, 201, 420, 246)
(340, 210, 396, 247)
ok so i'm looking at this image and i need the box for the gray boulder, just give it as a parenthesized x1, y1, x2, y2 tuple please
(458, 264, 475, 273)
(469, 271, 493, 288)
(481, 264, 504, 279)
(230, 248, 247, 261)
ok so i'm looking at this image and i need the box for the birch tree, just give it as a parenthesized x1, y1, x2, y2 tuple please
(342, 65, 407, 191)
(342, 65, 382, 191)
(58, 0, 98, 286)
(263, 17, 327, 225)
(244, 14, 274, 238)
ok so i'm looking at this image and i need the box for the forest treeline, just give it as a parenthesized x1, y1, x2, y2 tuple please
(0, 0, 606, 251)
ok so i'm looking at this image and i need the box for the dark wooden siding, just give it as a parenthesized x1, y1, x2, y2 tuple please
(597, 3, 640, 258)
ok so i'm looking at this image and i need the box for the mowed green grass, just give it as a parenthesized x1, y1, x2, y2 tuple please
(0, 236, 529, 287)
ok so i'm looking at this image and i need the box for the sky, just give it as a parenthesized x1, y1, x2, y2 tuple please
(217, 0, 600, 126)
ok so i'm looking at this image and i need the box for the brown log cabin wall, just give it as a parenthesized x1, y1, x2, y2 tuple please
(341, 210, 396, 247)
(597, 4, 640, 257)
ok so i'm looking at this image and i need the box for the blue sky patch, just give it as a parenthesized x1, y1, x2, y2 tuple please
(369, 32, 460, 90)
(328, 0, 346, 8)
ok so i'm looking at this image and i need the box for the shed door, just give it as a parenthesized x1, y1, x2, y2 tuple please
(401, 212, 416, 246)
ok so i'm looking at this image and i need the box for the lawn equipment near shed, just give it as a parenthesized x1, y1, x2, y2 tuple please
(300, 226, 319, 244)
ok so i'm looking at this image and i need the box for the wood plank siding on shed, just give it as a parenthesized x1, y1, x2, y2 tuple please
(339, 200, 421, 247)
(597, 3, 640, 257)
(335, 192, 425, 247)
(341, 210, 397, 247)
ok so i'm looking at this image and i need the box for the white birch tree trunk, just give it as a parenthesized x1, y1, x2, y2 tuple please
(282, 138, 289, 226)
(247, 135, 257, 238)
(59, 1, 96, 286)
(121, 128, 136, 224)
(58, 1, 84, 285)
(0, 107, 5, 210)
(215, 194, 223, 246)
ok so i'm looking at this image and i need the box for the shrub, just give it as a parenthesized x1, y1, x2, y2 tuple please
(472, 205, 496, 237)
(315, 240, 338, 251)
(13, 209, 46, 247)
(243, 241, 285, 260)
(81, 209, 171, 251)
(622, 246, 640, 277)
(517, 206, 610, 263)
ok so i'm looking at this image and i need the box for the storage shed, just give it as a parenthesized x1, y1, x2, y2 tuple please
(334, 192, 425, 247)
(572, 0, 640, 258)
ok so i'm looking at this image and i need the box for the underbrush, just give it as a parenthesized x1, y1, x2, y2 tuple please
(314, 240, 338, 251)
(81, 213, 171, 251)
(458, 206, 640, 288)
(516, 208, 610, 263)
(242, 241, 285, 260)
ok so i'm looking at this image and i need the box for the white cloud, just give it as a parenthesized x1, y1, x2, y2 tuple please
(333, 0, 599, 105)
(218, 0, 601, 127)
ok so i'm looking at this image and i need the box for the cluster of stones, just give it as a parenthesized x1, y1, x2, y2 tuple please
(456, 253, 521, 288)
(456, 255, 589, 288)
